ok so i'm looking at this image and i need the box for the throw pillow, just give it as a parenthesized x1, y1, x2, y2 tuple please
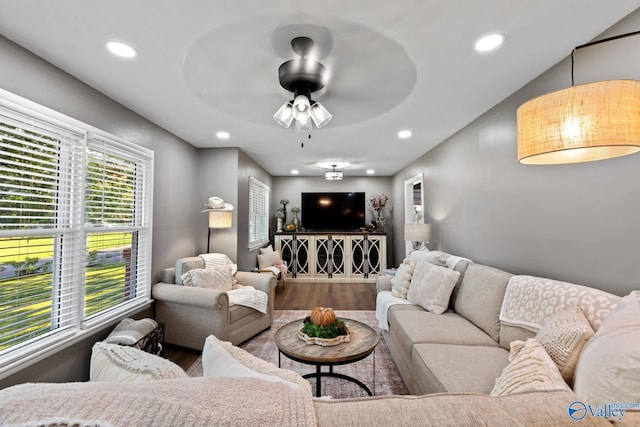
(490, 338, 571, 397)
(259, 245, 274, 254)
(90, 342, 187, 383)
(104, 318, 159, 346)
(181, 265, 233, 291)
(390, 258, 416, 299)
(407, 260, 460, 314)
(202, 335, 304, 389)
(257, 251, 283, 270)
(534, 305, 594, 384)
(573, 291, 640, 405)
(408, 249, 450, 267)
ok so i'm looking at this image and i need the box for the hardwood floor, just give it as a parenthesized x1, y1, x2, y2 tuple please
(164, 281, 377, 370)
(275, 281, 377, 310)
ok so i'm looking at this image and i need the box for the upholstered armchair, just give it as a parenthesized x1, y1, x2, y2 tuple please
(152, 256, 276, 350)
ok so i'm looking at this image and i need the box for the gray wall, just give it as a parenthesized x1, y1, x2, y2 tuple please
(391, 12, 640, 296)
(237, 150, 273, 271)
(197, 148, 240, 259)
(0, 36, 200, 387)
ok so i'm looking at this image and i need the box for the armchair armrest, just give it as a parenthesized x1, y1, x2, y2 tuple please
(235, 271, 276, 295)
(376, 276, 393, 293)
(152, 282, 229, 309)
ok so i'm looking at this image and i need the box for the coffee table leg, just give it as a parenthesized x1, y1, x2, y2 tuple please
(316, 364, 322, 397)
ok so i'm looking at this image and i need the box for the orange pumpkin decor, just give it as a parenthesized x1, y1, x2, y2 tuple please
(310, 307, 336, 326)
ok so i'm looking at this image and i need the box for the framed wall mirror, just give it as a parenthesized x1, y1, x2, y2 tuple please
(404, 173, 424, 256)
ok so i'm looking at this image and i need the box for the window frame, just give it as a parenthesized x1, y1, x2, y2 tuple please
(248, 176, 270, 250)
(0, 88, 154, 378)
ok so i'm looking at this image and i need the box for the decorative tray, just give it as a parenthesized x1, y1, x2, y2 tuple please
(298, 330, 351, 346)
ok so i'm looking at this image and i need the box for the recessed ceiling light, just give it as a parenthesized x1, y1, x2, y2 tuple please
(216, 131, 230, 139)
(475, 33, 505, 52)
(398, 130, 412, 139)
(366, 169, 375, 175)
(291, 169, 299, 175)
(106, 41, 137, 58)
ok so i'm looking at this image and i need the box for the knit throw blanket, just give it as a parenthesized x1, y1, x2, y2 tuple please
(228, 285, 269, 314)
(499, 275, 620, 332)
(0, 377, 316, 427)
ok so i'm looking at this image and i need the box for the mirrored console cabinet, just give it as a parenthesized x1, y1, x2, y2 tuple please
(274, 232, 386, 282)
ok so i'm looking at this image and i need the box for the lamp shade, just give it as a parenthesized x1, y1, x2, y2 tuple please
(325, 170, 343, 180)
(273, 101, 294, 128)
(209, 210, 232, 228)
(310, 102, 332, 128)
(517, 80, 640, 164)
(404, 223, 431, 243)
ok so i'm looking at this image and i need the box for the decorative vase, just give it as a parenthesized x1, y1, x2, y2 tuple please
(277, 217, 283, 232)
(293, 212, 299, 227)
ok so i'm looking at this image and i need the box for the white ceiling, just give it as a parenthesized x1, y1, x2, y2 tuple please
(0, 1, 638, 177)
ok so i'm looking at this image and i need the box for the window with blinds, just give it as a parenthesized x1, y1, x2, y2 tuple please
(0, 94, 153, 363)
(248, 176, 270, 249)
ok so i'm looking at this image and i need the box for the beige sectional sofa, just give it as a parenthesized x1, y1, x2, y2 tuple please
(375, 250, 636, 405)
(377, 261, 516, 395)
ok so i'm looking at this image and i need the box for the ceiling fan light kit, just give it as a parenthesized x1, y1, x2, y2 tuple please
(274, 36, 332, 132)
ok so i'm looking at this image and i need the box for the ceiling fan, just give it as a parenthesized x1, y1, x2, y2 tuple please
(273, 36, 332, 132)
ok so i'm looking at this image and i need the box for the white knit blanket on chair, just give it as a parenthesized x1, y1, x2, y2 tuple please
(228, 285, 269, 314)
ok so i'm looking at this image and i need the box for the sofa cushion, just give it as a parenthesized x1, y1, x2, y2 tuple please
(390, 258, 415, 299)
(390, 308, 499, 347)
(411, 343, 509, 394)
(407, 261, 460, 314)
(388, 308, 499, 368)
(90, 342, 187, 383)
(491, 339, 571, 397)
(447, 259, 472, 309)
(534, 305, 594, 384)
(454, 264, 512, 342)
(573, 291, 640, 406)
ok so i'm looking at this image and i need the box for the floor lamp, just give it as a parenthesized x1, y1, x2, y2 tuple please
(202, 197, 233, 253)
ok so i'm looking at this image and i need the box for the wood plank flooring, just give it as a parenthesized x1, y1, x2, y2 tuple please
(275, 281, 377, 310)
(164, 281, 377, 370)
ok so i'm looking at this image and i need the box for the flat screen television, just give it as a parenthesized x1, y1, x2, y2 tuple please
(301, 192, 366, 231)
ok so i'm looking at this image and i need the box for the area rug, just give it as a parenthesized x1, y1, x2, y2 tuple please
(186, 310, 409, 398)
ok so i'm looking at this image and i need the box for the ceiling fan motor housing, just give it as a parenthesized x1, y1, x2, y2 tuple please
(278, 36, 327, 95)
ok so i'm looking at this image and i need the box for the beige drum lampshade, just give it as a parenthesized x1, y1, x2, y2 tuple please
(517, 80, 640, 165)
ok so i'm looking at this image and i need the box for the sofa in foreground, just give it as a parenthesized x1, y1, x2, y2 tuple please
(2, 334, 638, 426)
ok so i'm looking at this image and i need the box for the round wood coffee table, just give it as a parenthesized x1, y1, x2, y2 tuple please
(275, 318, 379, 397)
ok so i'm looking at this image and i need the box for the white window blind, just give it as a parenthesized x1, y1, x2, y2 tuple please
(83, 135, 153, 323)
(0, 106, 84, 353)
(248, 176, 269, 249)
(0, 93, 153, 366)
